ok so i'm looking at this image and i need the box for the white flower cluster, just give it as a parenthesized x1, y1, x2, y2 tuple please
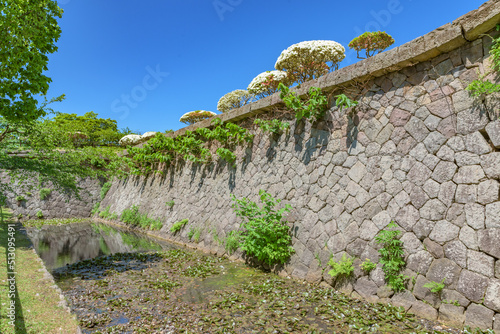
(247, 70, 288, 97)
(275, 40, 345, 82)
(119, 134, 141, 147)
(217, 89, 254, 113)
(119, 132, 158, 147)
(179, 110, 216, 125)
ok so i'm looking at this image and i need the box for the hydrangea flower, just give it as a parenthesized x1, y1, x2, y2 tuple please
(247, 70, 290, 98)
(275, 40, 345, 83)
(217, 89, 254, 113)
(179, 110, 216, 125)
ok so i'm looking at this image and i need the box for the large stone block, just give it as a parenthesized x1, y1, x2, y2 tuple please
(485, 202, 500, 228)
(405, 117, 430, 142)
(484, 279, 500, 313)
(465, 132, 492, 155)
(413, 275, 441, 308)
(354, 277, 379, 297)
(389, 108, 411, 127)
(455, 184, 477, 204)
(481, 153, 500, 179)
(413, 219, 434, 240)
(465, 303, 494, 330)
(485, 120, 500, 149)
(409, 300, 438, 320)
(455, 151, 481, 167)
(478, 180, 500, 205)
(427, 96, 453, 118)
(423, 132, 447, 154)
(444, 240, 467, 268)
(407, 250, 434, 274)
(457, 270, 489, 303)
(478, 229, 500, 259)
(347, 161, 367, 183)
(420, 199, 447, 221)
(453, 165, 485, 184)
(467, 250, 495, 277)
(439, 304, 465, 327)
(429, 220, 459, 244)
(431, 161, 457, 183)
(457, 109, 490, 135)
(464, 203, 485, 230)
(459, 226, 479, 250)
(426, 258, 462, 289)
(423, 238, 444, 258)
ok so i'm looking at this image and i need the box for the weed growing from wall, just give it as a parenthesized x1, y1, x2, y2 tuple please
(39, 188, 52, 200)
(231, 190, 293, 266)
(278, 83, 328, 122)
(375, 222, 406, 292)
(100, 182, 112, 200)
(254, 119, 290, 136)
(360, 258, 376, 273)
(423, 279, 445, 294)
(187, 227, 202, 242)
(170, 219, 188, 233)
(328, 253, 354, 279)
(224, 231, 240, 255)
(466, 24, 500, 105)
(120, 205, 163, 230)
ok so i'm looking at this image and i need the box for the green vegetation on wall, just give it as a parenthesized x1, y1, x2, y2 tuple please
(466, 25, 500, 103)
(375, 222, 407, 293)
(230, 190, 294, 266)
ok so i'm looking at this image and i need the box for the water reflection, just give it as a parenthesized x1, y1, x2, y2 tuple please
(26, 221, 176, 270)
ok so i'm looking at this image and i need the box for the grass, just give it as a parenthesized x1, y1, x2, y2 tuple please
(0, 208, 80, 333)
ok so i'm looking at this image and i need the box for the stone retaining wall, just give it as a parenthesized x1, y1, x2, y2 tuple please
(1, 172, 102, 220)
(95, 1, 500, 330)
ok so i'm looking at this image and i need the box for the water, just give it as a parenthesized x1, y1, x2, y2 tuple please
(26, 221, 176, 271)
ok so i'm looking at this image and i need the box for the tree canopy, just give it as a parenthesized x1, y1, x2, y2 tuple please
(0, 0, 63, 124)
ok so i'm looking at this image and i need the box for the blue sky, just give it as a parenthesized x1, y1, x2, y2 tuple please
(44, 0, 483, 133)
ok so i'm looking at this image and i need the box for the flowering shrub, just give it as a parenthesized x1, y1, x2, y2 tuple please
(217, 89, 254, 113)
(247, 70, 290, 98)
(348, 31, 395, 59)
(119, 134, 141, 147)
(179, 110, 216, 125)
(275, 40, 345, 84)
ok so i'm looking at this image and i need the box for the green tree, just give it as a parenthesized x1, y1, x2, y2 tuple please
(49, 111, 124, 147)
(0, 0, 64, 124)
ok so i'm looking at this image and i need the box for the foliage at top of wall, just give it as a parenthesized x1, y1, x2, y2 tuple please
(278, 83, 329, 123)
(126, 118, 253, 175)
(217, 90, 254, 113)
(275, 40, 346, 84)
(466, 25, 500, 103)
(179, 110, 217, 125)
(348, 31, 395, 59)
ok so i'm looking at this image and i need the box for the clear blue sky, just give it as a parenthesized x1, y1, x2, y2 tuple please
(43, 0, 483, 134)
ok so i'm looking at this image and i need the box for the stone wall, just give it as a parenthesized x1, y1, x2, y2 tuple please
(101, 1, 499, 330)
(1, 172, 102, 220)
